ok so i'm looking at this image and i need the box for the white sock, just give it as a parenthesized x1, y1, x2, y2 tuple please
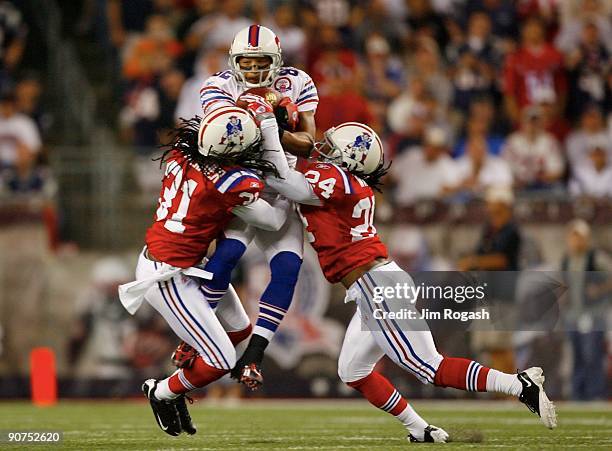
(155, 371, 180, 400)
(396, 404, 429, 440)
(486, 369, 522, 396)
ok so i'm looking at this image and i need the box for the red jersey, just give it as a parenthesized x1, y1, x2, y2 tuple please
(503, 45, 566, 109)
(297, 162, 388, 283)
(504, 44, 567, 108)
(145, 152, 264, 267)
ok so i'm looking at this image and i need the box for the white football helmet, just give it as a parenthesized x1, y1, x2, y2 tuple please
(316, 122, 384, 175)
(229, 25, 283, 88)
(198, 106, 261, 157)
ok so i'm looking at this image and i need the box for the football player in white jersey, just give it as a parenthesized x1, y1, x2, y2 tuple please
(195, 25, 319, 388)
(201, 25, 317, 158)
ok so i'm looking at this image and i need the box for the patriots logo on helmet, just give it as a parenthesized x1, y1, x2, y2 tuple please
(219, 116, 244, 146)
(346, 132, 372, 164)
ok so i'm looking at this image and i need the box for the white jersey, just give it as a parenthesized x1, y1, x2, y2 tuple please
(200, 66, 318, 115)
(200, 67, 318, 168)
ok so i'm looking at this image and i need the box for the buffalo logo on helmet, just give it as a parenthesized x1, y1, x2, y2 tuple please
(346, 132, 372, 163)
(219, 116, 244, 145)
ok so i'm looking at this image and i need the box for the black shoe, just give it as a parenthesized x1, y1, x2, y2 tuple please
(408, 425, 449, 443)
(518, 367, 557, 429)
(175, 395, 197, 435)
(142, 379, 182, 436)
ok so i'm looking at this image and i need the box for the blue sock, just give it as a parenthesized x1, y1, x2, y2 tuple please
(254, 251, 302, 340)
(201, 238, 246, 308)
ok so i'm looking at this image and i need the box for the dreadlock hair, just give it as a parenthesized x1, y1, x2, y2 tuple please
(359, 158, 391, 192)
(156, 116, 280, 178)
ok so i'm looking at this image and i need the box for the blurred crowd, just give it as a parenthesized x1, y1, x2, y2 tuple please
(103, 0, 612, 205)
(0, 0, 53, 198)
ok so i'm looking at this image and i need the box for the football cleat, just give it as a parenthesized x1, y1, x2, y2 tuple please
(175, 395, 197, 435)
(408, 425, 449, 443)
(518, 367, 557, 429)
(235, 363, 264, 391)
(142, 379, 182, 436)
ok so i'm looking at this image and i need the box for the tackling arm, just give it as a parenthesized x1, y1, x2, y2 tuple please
(260, 118, 322, 206)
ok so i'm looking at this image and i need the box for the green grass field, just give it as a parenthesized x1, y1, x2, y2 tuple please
(0, 400, 610, 449)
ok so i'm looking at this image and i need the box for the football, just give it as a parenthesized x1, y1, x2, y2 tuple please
(236, 87, 284, 110)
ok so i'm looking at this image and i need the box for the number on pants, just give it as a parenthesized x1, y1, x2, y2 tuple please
(155, 162, 198, 234)
(350, 196, 376, 241)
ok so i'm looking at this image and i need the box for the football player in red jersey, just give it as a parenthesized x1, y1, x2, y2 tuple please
(255, 109, 557, 443)
(118, 106, 290, 437)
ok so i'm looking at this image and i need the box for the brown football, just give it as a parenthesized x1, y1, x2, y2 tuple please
(235, 87, 283, 110)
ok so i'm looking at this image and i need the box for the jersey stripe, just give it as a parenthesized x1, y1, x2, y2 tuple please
(223, 174, 259, 193)
(200, 90, 234, 99)
(201, 94, 235, 103)
(215, 168, 245, 188)
(297, 98, 319, 106)
(295, 92, 318, 104)
(202, 99, 234, 112)
(297, 84, 316, 97)
(217, 171, 258, 193)
(330, 163, 353, 194)
(200, 86, 233, 96)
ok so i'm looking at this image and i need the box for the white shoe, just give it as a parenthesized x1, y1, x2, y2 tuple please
(408, 425, 449, 443)
(518, 367, 558, 429)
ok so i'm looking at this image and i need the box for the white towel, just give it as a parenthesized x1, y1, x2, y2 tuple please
(118, 264, 213, 315)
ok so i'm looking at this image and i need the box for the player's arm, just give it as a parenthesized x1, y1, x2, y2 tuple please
(220, 168, 289, 230)
(260, 117, 322, 206)
(231, 197, 289, 231)
(280, 110, 316, 157)
(279, 72, 318, 157)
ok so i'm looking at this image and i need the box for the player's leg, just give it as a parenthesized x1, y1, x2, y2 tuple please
(215, 283, 253, 346)
(199, 217, 255, 309)
(137, 255, 237, 434)
(357, 264, 557, 429)
(338, 308, 448, 443)
(145, 275, 236, 396)
(233, 207, 304, 386)
(170, 284, 252, 393)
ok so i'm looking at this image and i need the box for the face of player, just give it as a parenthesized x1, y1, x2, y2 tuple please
(237, 56, 273, 85)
